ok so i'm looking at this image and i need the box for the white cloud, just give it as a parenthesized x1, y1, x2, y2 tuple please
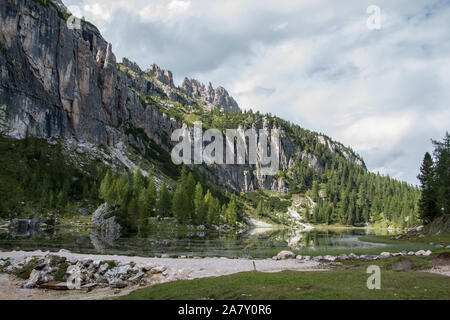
(168, 0, 190, 11)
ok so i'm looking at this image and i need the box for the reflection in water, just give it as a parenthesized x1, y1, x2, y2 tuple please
(0, 225, 387, 258)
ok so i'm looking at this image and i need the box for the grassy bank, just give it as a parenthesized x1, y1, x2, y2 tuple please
(118, 268, 450, 300)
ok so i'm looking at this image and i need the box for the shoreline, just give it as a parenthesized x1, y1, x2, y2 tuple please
(0, 249, 326, 278)
(1, 248, 449, 300)
(0, 249, 326, 300)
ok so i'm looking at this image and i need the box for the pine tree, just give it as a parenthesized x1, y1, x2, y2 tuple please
(184, 172, 196, 219)
(312, 181, 320, 201)
(137, 188, 150, 233)
(105, 180, 118, 205)
(225, 198, 238, 227)
(432, 132, 450, 215)
(172, 184, 187, 222)
(204, 190, 220, 225)
(147, 176, 157, 216)
(158, 182, 172, 217)
(90, 181, 98, 201)
(57, 189, 68, 209)
(81, 177, 89, 200)
(417, 152, 438, 223)
(133, 166, 146, 195)
(256, 200, 264, 217)
(127, 197, 139, 231)
(99, 170, 112, 200)
(193, 182, 206, 224)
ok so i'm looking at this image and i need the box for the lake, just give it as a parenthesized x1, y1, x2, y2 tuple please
(0, 221, 389, 258)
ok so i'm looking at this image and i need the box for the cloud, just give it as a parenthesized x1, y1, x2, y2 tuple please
(61, 0, 450, 185)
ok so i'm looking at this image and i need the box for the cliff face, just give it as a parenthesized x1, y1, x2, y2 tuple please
(181, 78, 240, 112)
(0, 0, 121, 145)
(0, 0, 365, 194)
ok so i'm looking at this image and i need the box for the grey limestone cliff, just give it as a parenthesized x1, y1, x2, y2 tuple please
(0, 0, 365, 195)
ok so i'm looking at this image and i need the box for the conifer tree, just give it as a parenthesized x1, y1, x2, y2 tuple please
(99, 170, 112, 200)
(193, 182, 206, 224)
(147, 176, 157, 216)
(172, 184, 187, 222)
(432, 132, 450, 215)
(417, 152, 438, 223)
(158, 181, 172, 217)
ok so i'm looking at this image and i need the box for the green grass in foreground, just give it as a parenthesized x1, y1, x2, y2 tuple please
(118, 269, 450, 300)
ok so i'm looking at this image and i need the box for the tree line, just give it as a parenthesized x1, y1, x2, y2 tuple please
(417, 132, 449, 223)
(287, 152, 421, 228)
(0, 135, 101, 218)
(98, 166, 241, 233)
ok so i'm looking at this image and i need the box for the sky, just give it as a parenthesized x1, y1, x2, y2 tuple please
(63, 0, 450, 185)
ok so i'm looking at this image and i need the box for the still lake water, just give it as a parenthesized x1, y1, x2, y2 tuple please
(0, 222, 388, 258)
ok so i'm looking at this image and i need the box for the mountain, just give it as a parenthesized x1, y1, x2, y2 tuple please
(0, 0, 420, 230)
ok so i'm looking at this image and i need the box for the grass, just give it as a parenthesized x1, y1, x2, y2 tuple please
(118, 268, 450, 300)
(337, 252, 441, 270)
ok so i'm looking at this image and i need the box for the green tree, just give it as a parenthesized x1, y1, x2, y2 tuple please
(193, 182, 206, 224)
(99, 170, 112, 200)
(172, 184, 188, 222)
(133, 167, 146, 194)
(158, 182, 172, 217)
(184, 172, 196, 219)
(432, 132, 450, 215)
(225, 198, 238, 226)
(417, 152, 438, 223)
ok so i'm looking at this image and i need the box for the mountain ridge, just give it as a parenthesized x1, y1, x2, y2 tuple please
(0, 0, 423, 231)
(0, 0, 366, 195)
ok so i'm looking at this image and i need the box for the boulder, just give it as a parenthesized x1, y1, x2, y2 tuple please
(23, 270, 42, 289)
(379, 252, 391, 259)
(129, 272, 145, 283)
(348, 253, 359, 260)
(337, 254, 348, 260)
(139, 264, 156, 273)
(276, 251, 296, 260)
(150, 266, 167, 274)
(78, 208, 90, 216)
(109, 279, 127, 289)
(359, 255, 377, 261)
(322, 255, 336, 262)
(415, 250, 426, 256)
(91, 203, 122, 240)
(312, 256, 323, 262)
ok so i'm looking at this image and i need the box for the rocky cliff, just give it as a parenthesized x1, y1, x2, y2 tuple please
(0, 0, 365, 195)
(181, 78, 240, 112)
